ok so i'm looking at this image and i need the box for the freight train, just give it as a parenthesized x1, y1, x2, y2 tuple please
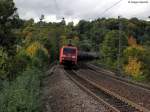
(59, 44, 99, 66)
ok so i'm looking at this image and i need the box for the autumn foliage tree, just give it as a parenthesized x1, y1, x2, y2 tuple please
(123, 36, 148, 80)
(124, 57, 143, 78)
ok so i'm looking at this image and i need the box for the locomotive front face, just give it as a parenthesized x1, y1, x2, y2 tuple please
(63, 48, 76, 60)
(60, 46, 77, 65)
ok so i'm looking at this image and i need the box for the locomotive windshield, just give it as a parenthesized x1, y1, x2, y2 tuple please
(63, 48, 76, 54)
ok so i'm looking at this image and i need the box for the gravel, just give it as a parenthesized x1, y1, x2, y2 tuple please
(41, 65, 114, 112)
(77, 68, 150, 110)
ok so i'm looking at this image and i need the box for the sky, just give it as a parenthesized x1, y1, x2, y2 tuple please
(14, 0, 150, 24)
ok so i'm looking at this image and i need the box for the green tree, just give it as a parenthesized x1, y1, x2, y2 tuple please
(0, 0, 18, 55)
(100, 30, 127, 67)
(0, 48, 8, 79)
(75, 20, 92, 40)
(79, 39, 92, 51)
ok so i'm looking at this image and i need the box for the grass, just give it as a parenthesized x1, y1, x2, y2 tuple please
(0, 67, 43, 112)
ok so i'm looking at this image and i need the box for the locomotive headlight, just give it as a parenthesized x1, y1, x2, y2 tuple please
(72, 56, 76, 58)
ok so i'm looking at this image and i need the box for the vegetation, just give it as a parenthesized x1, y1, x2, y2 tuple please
(0, 0, 150, 111)
(73, 18, 150, 81)
(0, 0, 48, 111)
(124, 57, 143, 78)
(100, 30, 127, 68)
(0, 67, 42, 112)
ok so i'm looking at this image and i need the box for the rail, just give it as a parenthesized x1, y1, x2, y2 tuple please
(64, 69, 150, 112)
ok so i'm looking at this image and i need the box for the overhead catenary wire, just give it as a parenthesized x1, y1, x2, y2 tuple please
(96, 0, 124, 74)
(93, 0, 124, 59)
(100, 0, 124, 17)
(54, 0, 65, 21)
(54, 0, 60, 13)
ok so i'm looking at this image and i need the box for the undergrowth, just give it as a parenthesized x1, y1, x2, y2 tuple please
(0, 67, 43, 112)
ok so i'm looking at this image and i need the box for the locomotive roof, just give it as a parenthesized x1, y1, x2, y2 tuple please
(62, 45, 77, 49)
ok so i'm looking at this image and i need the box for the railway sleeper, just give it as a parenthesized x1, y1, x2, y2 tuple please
(66, 69, 150, 112)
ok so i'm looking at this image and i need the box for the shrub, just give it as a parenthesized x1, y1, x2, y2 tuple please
(123, 46, 145, 61)
(123, 45, 149, 81)
(0, 48, 9, 79)
(26, 41, 48, 68)
(124, 57, 143, 78)
(0, 67, 42, 112)
(8, 49, 31, 79)
(26, 41, 48, 58)
(142, 47, 150, 80)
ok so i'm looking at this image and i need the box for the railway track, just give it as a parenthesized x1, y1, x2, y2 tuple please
(83, 64, 150, 109)
(64, 69, 150, 112)
(86, 63, 150, 91)
(76, 66, 150, 110)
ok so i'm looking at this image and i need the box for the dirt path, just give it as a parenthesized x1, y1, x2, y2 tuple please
(41, 65, 113, 112)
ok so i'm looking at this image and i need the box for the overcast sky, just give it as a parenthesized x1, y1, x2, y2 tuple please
(14, 0, 150, 24)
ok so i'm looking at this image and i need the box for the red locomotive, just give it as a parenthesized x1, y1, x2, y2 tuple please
(59, 45, 78, 65)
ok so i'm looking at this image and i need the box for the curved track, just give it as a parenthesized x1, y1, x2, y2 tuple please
(87, 63, 150, 91)
(64, 69, 150, 112)
(82, 64, 150, 109)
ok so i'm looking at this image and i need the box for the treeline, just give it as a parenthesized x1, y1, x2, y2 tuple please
(74, 18, 150, 81)
(0, 0, 150, 111)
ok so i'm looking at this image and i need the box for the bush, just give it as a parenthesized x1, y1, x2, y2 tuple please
(124, 57, 143, 78)
(0, 40, 49, 111)
(8, 49, 31, 79)
(26, 41, 48, 58)
(26, 41, 48, 68)
(0, 67, 42, 112)
(100, 30, 127, 68)
(142, 47, 150, 80)
(123, 46, 149, 81)
(0, 48, 9, 79)
(123, 46, 145, 62)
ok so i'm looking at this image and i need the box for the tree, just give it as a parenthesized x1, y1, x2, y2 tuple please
(60, 18, 66, 25)
(90, 27, 107, 48)
(0, 0, 18, 55)
(123, 45, 150, 80)
(79, 39, 92, 51)
(105, 18, 119, 30)
(143, 47, 150, 80)
(75, 20, 92, 40)
(40, 14, 45, 22)
(0, 48, 8, 79)
(123, 46, 145, 61)
(100, 30, 127, 67)
(142, 25, 150, 45)
(124, 57, 143, 78)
